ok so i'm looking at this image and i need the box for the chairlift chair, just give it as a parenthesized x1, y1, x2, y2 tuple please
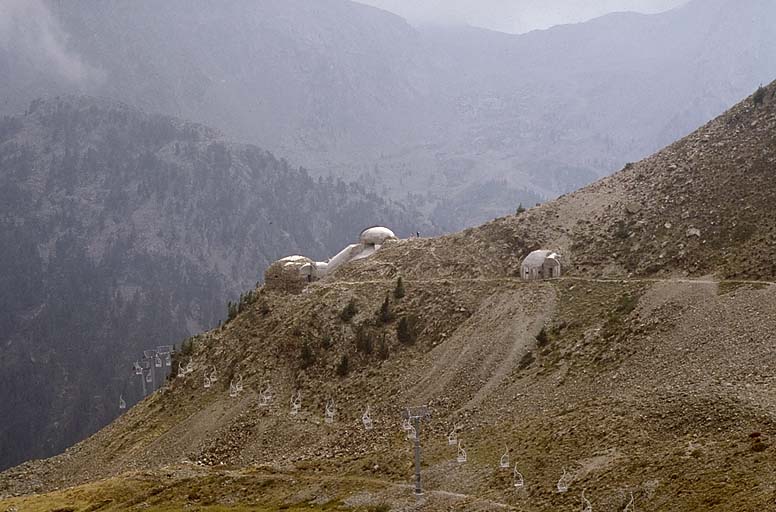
(210, 365, 218, 383)
(624, 492, 635, 512)
(145, 370, 152, 383)
(204, 374, 211, 389)
(581, 489, 593, 512)
(119, 394, 126, 410)
(133, 362, 143, 376)
(229, 380, 238, 398)
(185, 361, 194, 375)
(290, 391, 302, 415)
(406, 423, 417, 442)
(235, 373, 243, 392)
(513, 465, 524, 489)
(259, 385, 272, 407)
(324, 399, 336, 424)
(154, 354, 162, 368)
(164, 353, 171, 367)
(177, 362, 186, 378)
(361, 406, 373, 430)
(447, 424, 458, 446)
(456, 440, 467, 463)
(557, 467, 570, 493)
(500, 445, 510, 469)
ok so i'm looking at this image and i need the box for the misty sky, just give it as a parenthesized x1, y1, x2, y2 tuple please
(356, 0, 690, 33)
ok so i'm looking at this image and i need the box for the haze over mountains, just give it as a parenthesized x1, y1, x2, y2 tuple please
(2, 81, 775, 512)
(0, 96, 423, 470)
(2, 0, 775, 229)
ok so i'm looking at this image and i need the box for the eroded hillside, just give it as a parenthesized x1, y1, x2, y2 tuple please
(2, 84, 776, 511)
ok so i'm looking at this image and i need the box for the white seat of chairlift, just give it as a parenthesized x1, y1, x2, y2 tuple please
(119, 395, 126, 409)
(324, 399, 336, 423)
(362, 406, 373, 430)
(557, 467, 570, 493)
(513, 465, 524, 489)
(581, 490, 592, 512)
(447, 424, 458, 445)
(290, 391, 302, 415)
(456, 440, 467, 463)
(500, 446, 510, 468)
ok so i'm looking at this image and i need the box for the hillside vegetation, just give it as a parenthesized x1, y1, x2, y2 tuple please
(0, 96, 425, 471)
(1, 83, 775, 510)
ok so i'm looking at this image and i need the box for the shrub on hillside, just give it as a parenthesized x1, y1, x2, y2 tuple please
(378, 295, 394, 324)
(340, 298, 358, 322)
(355, 324, 374, 354)
(397, 316, 416, 344)
(394, 276, 405, 299)
(300, 342, 315, 369)
(753, 85, 766, 106)
(336, 354, 350, 376)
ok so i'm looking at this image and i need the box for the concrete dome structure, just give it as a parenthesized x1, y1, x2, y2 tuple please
(359, 226, 397, 246)
(520, 250, 561, 281)
(265, 227, 398, 293)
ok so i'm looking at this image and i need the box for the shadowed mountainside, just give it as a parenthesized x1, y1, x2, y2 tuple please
(0, 95, 427, 470)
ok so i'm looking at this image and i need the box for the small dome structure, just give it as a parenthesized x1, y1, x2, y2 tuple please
(359, 226, 396, 246)
(264, 255, 314, 293)
(521, 250, 561, 280)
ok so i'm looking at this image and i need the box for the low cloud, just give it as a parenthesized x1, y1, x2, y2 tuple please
(0, 0, 101, 84)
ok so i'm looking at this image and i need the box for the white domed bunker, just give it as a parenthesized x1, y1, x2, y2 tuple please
(265, 227, 398, 292)
(359, 226, 396, 246)
(520, 250, 561, 281)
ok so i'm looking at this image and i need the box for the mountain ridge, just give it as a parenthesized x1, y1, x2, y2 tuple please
(1, 80, 775, 511)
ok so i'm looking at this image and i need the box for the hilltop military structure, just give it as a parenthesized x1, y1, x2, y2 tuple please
(520, 250, 561, 280)
(265, 227, 397, 292)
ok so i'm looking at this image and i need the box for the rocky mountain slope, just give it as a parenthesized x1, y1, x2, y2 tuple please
(2, 0, 774, 229)
(1, 83, 774, 510)
(0, 95, 425, 471)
